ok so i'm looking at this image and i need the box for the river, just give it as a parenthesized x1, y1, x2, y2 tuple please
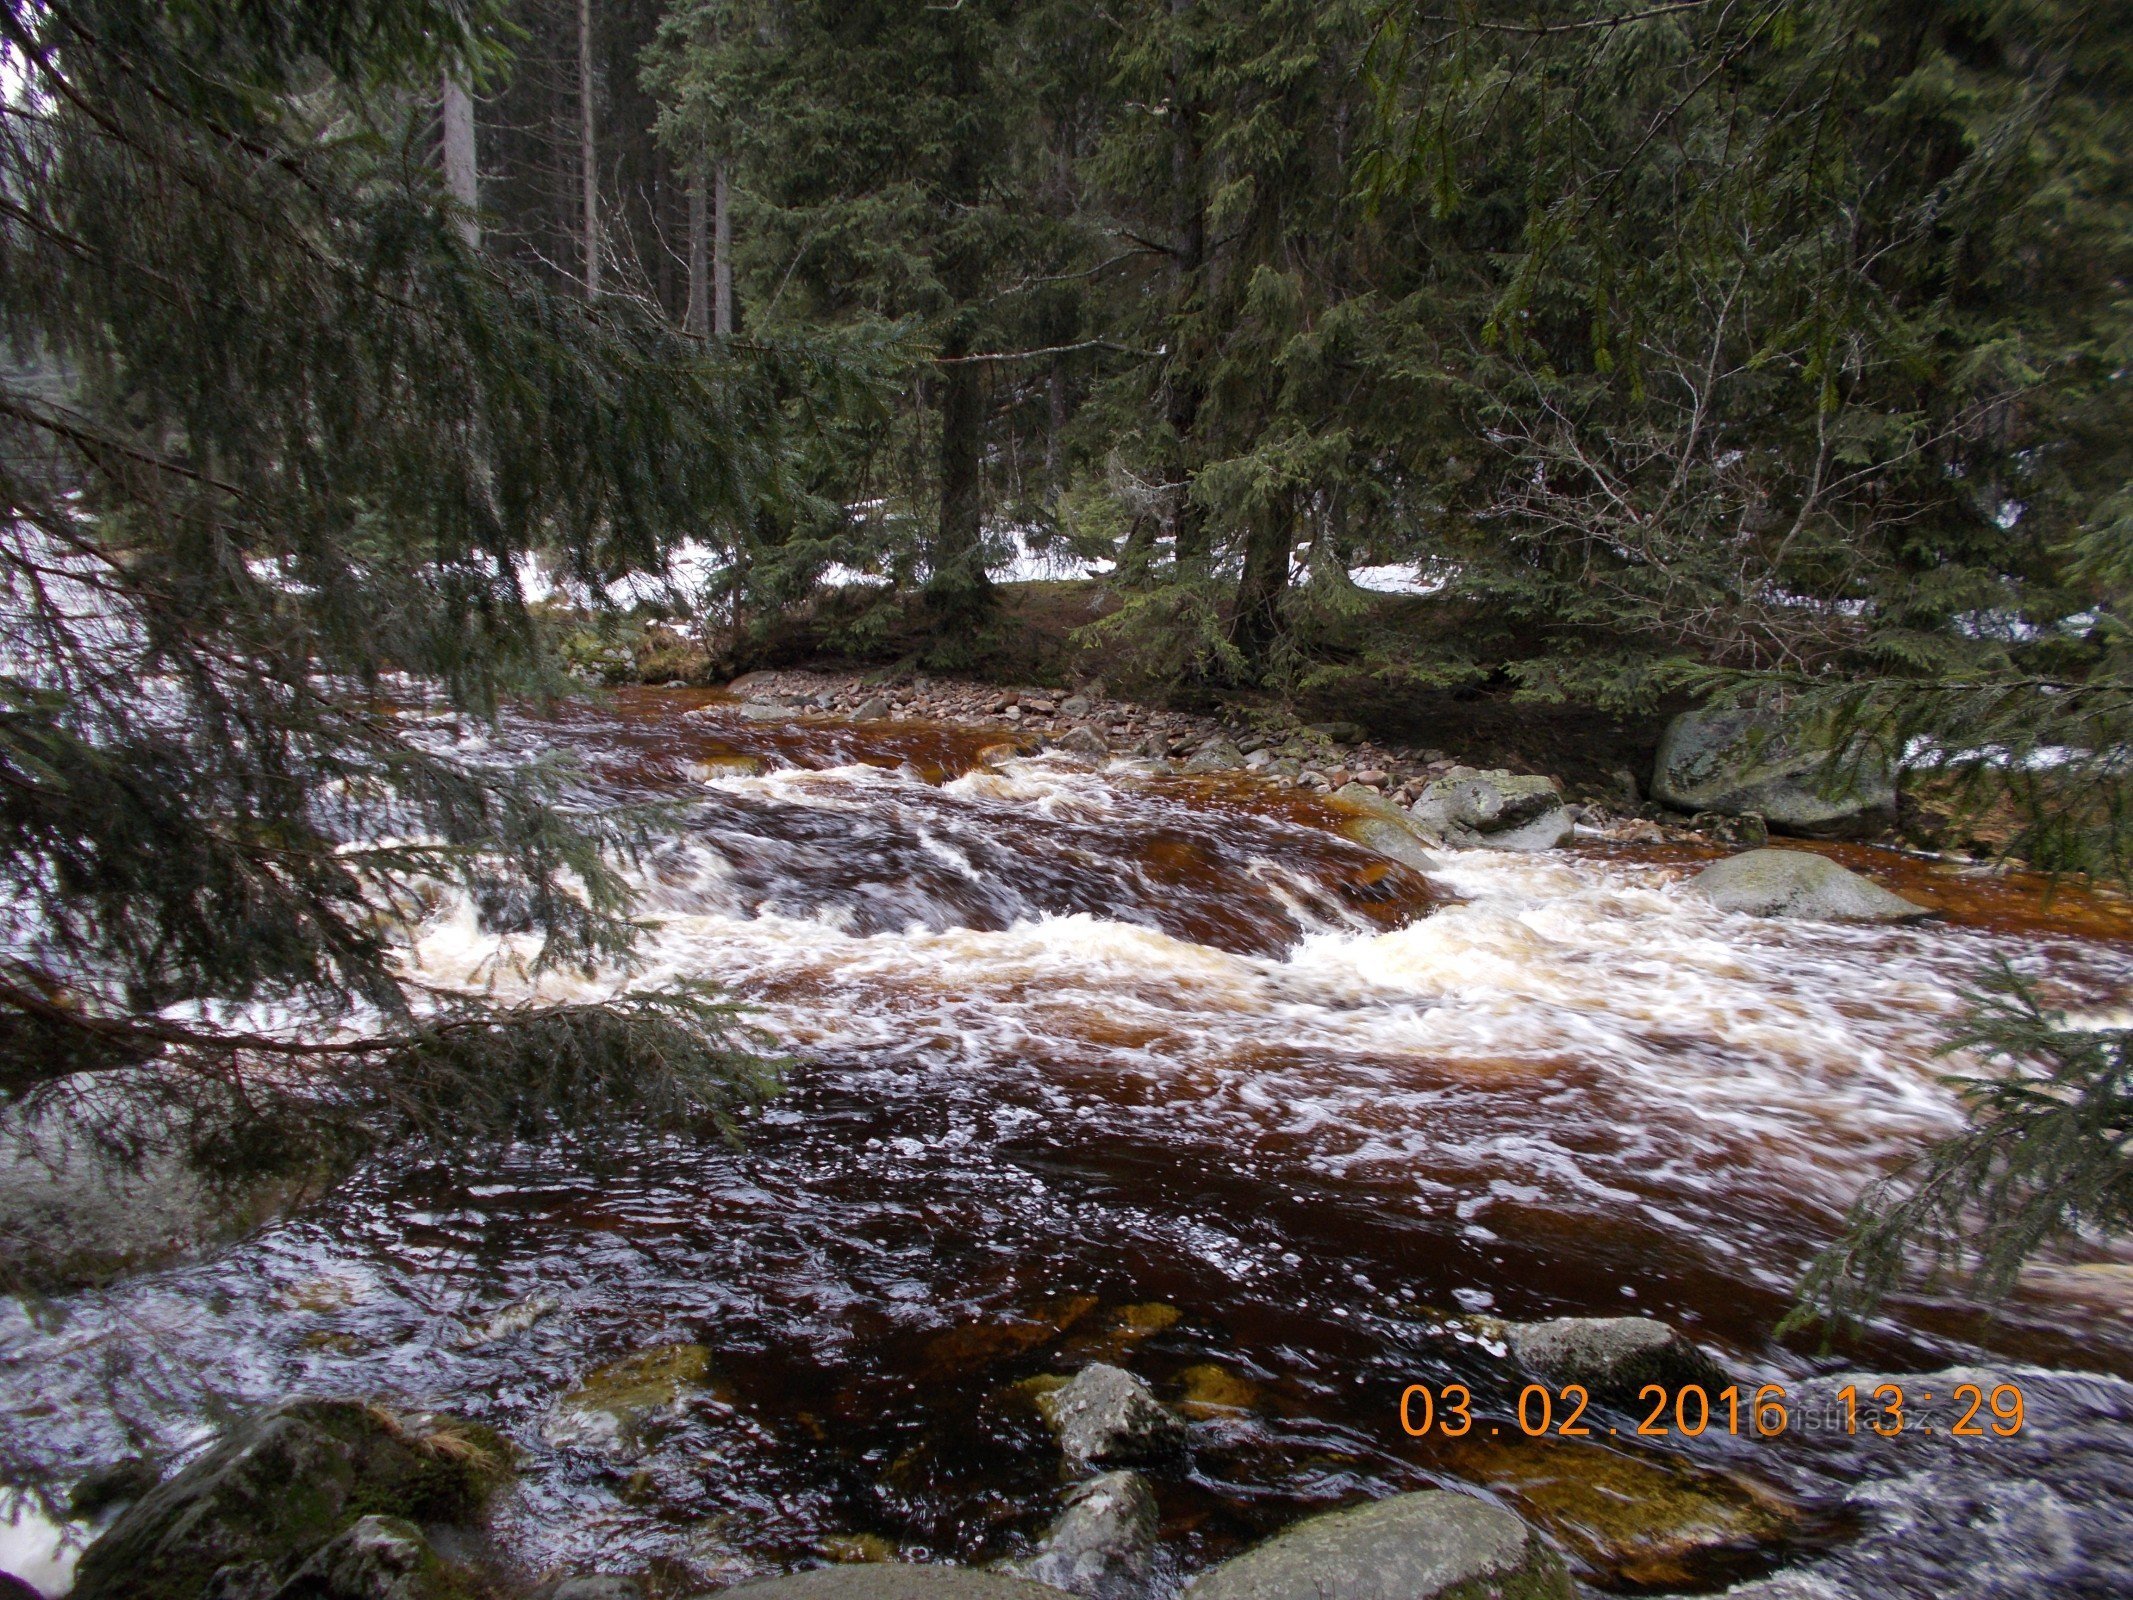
(4, 688, 2132, 1597)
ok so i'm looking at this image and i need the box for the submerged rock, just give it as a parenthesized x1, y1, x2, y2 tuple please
(71, 1399, 506, 1600)
(1407, 769, 1572, 852)
(1176, 1364, 1261, 1419)
(1690, 850, 1929, 923)
(1002, 1470, 1158, 1600)
(1505, 1316, 1729, 1404)
(1186, 1491, 1570, 1600)
(451, 1291, 560, 1349)
(1652, 706, 1894, 837)
(1442, 1433, 1796, 1587)
(1036, 1363, 1186, 1467)
(712, 1569, 1074, 1600)
(545, 1342, 718, 1455)
(537, 1579, 646, 1600)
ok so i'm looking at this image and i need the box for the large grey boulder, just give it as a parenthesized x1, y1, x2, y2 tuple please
(1505, 1317, 1729, 1406)
(1002, 1471, 1157, 1600)
(1652, 707, 1894, 837)
(1408, 769, 1572, 852)
(72, 1399, 505, 1600)
(1036, 1364, 1186, 1468)
(1690, 850, 1929, 924)
(712, 1569, 1073, 1600)
(1186, 1492, 1570, 1600)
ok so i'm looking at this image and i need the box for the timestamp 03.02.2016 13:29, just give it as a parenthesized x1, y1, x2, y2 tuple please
(1396, 1379, 2028, 1441)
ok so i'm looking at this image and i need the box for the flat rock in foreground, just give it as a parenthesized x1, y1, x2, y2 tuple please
(713, 1568, 1074, 1600)
(1690, 850, 1929, 923)
(1186, 1491, 1571, 1600)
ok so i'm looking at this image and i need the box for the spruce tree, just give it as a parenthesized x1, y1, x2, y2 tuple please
(0, 0, 783, 1169)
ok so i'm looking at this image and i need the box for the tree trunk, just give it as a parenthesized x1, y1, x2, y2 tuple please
(441, 71, 479, 250)
(713, 157, 733, 337)
(577, 0, 599, 299)
(1046, 355, 1066, 485)
(1230, 494, 1294, 671)
(925, 20, 992, 624)
(684, 170, 709, 337)
(1165, 0, 1208, 570)
(932, 332, 988, 617)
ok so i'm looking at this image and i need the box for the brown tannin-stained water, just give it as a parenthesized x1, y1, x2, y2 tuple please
(6, 689, 2133, 1596)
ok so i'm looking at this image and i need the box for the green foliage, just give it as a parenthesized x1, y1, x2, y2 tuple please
(1785, 966, 2133, 1336)
(0, 0, 784, 1139)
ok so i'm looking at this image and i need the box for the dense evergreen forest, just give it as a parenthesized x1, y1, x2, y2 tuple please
(1, 0, 2130, 1423)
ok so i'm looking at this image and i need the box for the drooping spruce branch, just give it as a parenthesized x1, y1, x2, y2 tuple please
(0, 0, 813, 1145)
(1784, 966, 2133, 1337)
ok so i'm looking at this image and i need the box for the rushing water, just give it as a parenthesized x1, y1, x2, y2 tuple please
(5, 688, 2133, 1597)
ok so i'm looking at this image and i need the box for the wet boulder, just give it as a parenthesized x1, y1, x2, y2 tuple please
(1002, 1470, 1158, 1600)
(1185, 1491, 1570, 1600)
(711, 1569, 1074, 1600)
(1652, 706, 1894, 837)
(1036, 1364, 1186, 1468)
(1183, 738, 1245, 774)
(1329, 786, 1441, 875)
(1052, 726, 1112, 761)
(1505, 1317, 1730, 1406)
(1690, 851, 1929, 924)
(71, 1399, 507, 1600)
(1407, 769, 1572, 852)
(271, 1514, 444, 1600)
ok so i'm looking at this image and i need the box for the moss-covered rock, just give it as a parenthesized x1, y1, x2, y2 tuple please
(1653, 706, 1894, 837)
(271, 1513, 460, 1599)
(70, 1399, 508, 1600)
